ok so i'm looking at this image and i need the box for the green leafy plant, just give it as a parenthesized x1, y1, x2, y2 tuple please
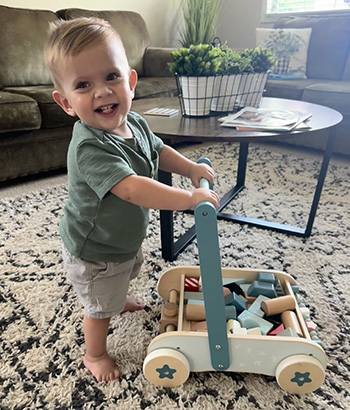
(217, 44, 253, 74)
(179, 0, 221, 47)
(241, 47, 276, 73)
(168, 44, 222, 76)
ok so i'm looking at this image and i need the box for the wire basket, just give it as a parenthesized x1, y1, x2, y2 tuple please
(175, 72, 268, 117)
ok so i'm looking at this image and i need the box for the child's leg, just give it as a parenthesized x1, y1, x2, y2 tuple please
(83, 315, 120, 382)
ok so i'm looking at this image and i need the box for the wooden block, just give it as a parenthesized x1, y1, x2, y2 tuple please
(268, 324, 285, 336)
(306, 320, 318, 332)
(225, 305, 237, 320)
(191, 320, 207, 331)
(277, 327, 300, 338)
(247, 281, 277, 298)
(184, 291, 203, 300)
(248, 294, 270, 317)
(226, 319, 240, 333)
(258, 272, 275, 284)
(244, 291, 256, 304)
(184, 277, 200, 292)
(226, 292, 247, 313)
(238, 310, 273, 335)
(281, 310, 303, 337)
(247, 327, 261, 335)
(261, 295, 296, 316)
(232, 327, 248, 335)
(222, 277, 246, 285)
(185, 304, 206, 321)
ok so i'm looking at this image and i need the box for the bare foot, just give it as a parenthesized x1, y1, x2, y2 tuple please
(122, 296, 145, 313)
(83, 352, 120, 382)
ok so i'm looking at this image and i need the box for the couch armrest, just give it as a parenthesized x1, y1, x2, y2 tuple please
(143, 47, 176, 77)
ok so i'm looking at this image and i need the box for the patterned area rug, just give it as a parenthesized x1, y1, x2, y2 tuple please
(1, 142, 350, 409)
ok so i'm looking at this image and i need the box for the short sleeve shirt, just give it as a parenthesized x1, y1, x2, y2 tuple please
(59, 112, 164, 263)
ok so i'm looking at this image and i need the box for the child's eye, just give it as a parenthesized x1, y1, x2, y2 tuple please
(107, 73, 119, 81)
(76, 82, 89, 89)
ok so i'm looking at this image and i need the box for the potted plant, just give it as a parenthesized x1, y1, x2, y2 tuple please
(178, 0, 221, 47)
(236, 47, 275, 108)
(211, 45, 252, 112)
(169, 44, 221, 116)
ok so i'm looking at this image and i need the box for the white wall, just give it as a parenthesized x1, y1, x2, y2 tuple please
(0, 0, 181, 47)
(0, 0, 266, 49)
(217, 0, 266, 51)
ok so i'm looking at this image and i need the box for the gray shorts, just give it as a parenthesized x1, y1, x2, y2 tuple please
(62, 245, 143, 319)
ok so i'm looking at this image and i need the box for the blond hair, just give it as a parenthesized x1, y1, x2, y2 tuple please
(44, 17, 128, 89)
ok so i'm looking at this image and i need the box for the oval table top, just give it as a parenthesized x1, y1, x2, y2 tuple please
(131, 97, 343, 144)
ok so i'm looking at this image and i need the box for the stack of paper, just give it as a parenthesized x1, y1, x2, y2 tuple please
(220, 107, 312, 132)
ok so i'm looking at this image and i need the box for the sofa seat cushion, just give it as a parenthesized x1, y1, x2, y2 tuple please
(0, 91, 41, 134)
(264, 78, 321, 100)
(302, 81, 350, 116)
(57, 8, 151, 77)
(135, 77, 177, 99)
(3, 86, 76, 128)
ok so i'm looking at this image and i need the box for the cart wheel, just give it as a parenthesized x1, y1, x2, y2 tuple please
(143, 348, 190, 388)
(275, 355, 325, 394)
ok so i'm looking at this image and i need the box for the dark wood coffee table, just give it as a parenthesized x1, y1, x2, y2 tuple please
(131, 97, 343, 261)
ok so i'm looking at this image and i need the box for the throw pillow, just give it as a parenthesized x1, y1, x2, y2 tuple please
(256, 28, 312, 78)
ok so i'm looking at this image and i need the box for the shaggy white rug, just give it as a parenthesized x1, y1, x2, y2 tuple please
(1, 142, 349, 409)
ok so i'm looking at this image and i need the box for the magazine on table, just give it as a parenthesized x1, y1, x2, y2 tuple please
(219, 107, 312, 132)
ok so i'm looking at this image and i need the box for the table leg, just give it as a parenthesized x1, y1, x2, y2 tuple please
(304, 127, 337, 236)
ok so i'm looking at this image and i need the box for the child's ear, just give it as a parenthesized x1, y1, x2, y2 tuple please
(128, 69, 138, 99)
(52, 90, 77, 117)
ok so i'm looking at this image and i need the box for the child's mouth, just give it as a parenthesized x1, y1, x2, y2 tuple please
(95, 104, 118, 115)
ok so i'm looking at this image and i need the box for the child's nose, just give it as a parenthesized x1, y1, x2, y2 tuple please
(95, 86, 113, 98)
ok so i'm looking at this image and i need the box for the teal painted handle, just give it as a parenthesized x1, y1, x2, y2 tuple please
(194, 159, 230, 371)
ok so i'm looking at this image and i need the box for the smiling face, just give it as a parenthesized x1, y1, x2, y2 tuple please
(52, 38, 137, 138)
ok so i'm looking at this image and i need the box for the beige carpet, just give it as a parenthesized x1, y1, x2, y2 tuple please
(1, 142, 349, 409)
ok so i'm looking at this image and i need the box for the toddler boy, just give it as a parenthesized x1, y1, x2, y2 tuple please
(44, 17, 219, 382)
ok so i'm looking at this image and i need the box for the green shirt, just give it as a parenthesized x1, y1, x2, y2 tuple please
(60, 112, 164, 263)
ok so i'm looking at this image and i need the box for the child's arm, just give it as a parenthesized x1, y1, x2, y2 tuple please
(110, 175, 219, 211)
(159, 145, 215, 187)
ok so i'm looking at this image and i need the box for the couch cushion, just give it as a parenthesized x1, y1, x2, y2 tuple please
(264, 78, 320, 100)
(57, 8, 151, 76)
(302, 81, 350, 116)
(274, 14, 350, 80)
(135, 78, 177, 99)
(3, 86, 77, 129)
(0, 91, 41, 133)
(0, 5, 57, 87)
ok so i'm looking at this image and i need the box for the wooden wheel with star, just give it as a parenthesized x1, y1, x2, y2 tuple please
(275, 355, 325, 394)
(143, 348, 190, 387)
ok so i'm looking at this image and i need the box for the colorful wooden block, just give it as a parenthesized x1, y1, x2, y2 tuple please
(238, 310, 274, 335)
(258, 272, 275, 284)
(185, 277, 200, 292)
(277, 328, 300, 338)
(248, 294, 270, 317)
(225, 305, 237, 320)
(247, 281, 277, 298)
(268, 324, 285, 336)
(226, 292, 247, 313)
(247, 327, 262, 336)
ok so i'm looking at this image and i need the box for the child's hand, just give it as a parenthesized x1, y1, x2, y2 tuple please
(190, 188, 220, 210)
(188, 163, 215, 188)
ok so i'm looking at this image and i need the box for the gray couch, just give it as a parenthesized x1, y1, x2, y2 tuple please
(264, 13, 350, 156)
(0, 6, 177, 181)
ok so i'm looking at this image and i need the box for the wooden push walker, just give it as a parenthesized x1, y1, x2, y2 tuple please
(143, 159, 326, 394)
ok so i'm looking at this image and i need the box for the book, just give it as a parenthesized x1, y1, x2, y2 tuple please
(219, 107, 312, 132)
(143, 108, 179, 117)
